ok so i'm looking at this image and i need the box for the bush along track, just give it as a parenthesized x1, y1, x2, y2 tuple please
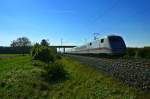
(31, 43, 68, 83)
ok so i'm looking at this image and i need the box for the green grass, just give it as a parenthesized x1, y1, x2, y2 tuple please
(0, 55, 149, 99)
(0, 56, 44, 98)
(0, 54, 22, 56)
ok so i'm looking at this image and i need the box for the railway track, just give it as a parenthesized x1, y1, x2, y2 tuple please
(66, 54, 150, 92)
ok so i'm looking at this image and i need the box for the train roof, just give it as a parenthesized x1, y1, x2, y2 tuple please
(96, 35, 122, 40)
(72, 35, 123, 48)
(107, 35, 122, 37)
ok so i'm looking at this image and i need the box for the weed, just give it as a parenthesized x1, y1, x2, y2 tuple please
(43, 62, 69, 83)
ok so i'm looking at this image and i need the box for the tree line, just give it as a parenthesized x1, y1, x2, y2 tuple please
(0, 37, 50, 54)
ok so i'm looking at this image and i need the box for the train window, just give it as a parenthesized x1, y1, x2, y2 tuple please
(101, 39, 104, 43)
(109, 36, 122, 42)
(89, 42, 92, 46)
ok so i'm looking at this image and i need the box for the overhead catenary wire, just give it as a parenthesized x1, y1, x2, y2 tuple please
(85, 0, 121, 41)
(92, 0, 120, 24)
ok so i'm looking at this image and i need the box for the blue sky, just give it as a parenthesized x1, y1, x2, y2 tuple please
(0, 0, 150, 47)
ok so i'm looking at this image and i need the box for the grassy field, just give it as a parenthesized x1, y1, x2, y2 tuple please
(0, 54, 22, 56)
(0, 55, 149, 99)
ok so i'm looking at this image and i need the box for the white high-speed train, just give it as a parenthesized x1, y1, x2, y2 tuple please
(67, 35, 126, 55)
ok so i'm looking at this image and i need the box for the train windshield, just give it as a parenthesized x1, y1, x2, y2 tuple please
(109, 36, 126, 49)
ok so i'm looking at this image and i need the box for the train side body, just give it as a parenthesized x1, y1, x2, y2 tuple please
(67, 35, 126, 55)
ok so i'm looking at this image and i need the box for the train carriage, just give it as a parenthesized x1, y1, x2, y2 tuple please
(67, 35, 126, 56)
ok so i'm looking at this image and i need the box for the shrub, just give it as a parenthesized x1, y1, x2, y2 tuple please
(145, 47, 150, 58)
(31, 44, 57, 63)
(56, 53, 62, 60)
(35, 47, 56, 63)
(31, 43, 41, 57)
(31, 43, 68, 83)
(44, 62, 68, 82)
(126, 48, 137, 58)
(138, 47, 150, 58)
(125, 47, 150, 59)
(32, 60, 46, 67)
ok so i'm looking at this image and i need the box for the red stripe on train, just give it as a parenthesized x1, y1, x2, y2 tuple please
(72, 47, 111, 52)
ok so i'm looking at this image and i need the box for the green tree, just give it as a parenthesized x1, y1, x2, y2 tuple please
(40, 39, 49, 46)
(31, 43, 41, 57)
(10, 37, 31, 55)
(31, 45, 56, 64)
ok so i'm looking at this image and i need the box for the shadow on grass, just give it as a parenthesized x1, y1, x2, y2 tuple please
(32, 59, 70, 84)
(41, 71, 70, 84)
(32, 60, 46, 67)
(41, 62, 70, 84)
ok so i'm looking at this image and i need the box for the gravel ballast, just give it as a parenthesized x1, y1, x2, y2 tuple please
(67, 55, 150, 92)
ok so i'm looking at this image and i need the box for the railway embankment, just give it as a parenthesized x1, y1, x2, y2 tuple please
(67, 55, 150, 92)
